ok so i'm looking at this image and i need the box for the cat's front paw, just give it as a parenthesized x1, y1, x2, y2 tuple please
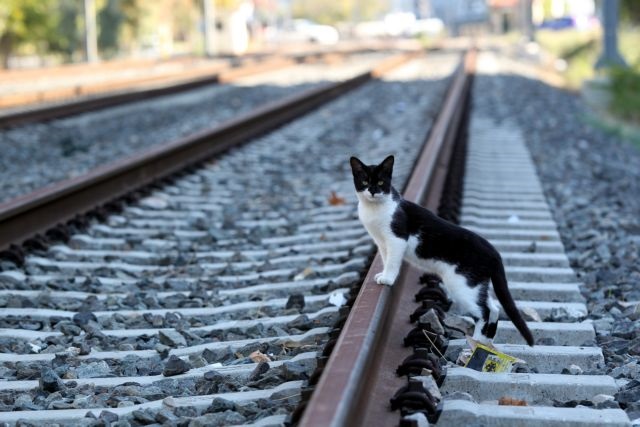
(375, 272, 384, 281)
(376, 273, 397, 286)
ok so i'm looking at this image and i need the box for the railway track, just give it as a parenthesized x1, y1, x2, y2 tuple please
(0, 50, 459, 425)
(0, 51, 396, 205)
(0, 48, 391, 129)
(1, 46, 628, 426)
(299, 50, 632, 427)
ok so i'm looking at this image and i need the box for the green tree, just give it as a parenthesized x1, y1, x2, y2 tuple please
(0, 0, 57, 68)
(51, 0, 83, 61)
(620, 0, 640, 25)
(97, 0, 143, 58)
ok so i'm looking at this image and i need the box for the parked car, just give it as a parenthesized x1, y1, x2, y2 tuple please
(538, 17, 575, 30)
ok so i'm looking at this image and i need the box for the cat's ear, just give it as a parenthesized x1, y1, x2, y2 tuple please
(350, 156, 366, 174)
(380, 155, 394, 175)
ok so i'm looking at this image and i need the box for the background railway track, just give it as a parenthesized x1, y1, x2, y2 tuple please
(0, 46, 397, 115)
(0, 51, 402, 206)
(0, 50, 459, 425)
(0, 49, 399, 129)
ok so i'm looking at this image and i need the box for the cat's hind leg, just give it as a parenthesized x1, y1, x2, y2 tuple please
(472, 284, 500, 346)
(375, 237, 407, 286)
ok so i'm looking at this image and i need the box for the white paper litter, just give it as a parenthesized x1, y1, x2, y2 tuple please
(328, 290, 347, 307)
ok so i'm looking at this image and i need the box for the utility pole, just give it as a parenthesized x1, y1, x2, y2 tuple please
(522, 0, 534, 42)
(203, 0, 216, 57)
(595, 0, 627, 69)
(84, 0, 98, 63)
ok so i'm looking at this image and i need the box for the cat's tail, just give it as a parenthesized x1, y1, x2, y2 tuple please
(492, 263, 534, 346)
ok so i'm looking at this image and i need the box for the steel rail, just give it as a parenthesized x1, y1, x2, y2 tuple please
(299, 49, 476, 427)
(0, 52, 419, 253)
(0, 53, 323, 128)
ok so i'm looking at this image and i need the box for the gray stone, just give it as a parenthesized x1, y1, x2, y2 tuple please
(155, 343, 170, 358)
(249, 361, 270, 381)
(206, 397, 235, 413)
(550, 306, 584, 322)
(419, 309, 445, 335)
(443, 316, 474, 337)
(39, 367, 64, 393)
(73, 312, 97, 327)
(204, 370, 223, 382)
(188, 412, 246, 427)
(174, 406, 198, 418)
(132, 409, 156, 424)
(188, 355, 208, 368)
(99, 410, 119, 424)
(615, 381, 640, 404)
(202, 347, 234, 364)
(285, 294, 305, 310)
(287, 314, 313, 331)
(281, 361, 309, 381)
(76, 361, 111, 379)
(564, 364, 583, 375)
(159, 330, 187, 347)
(593, 317, 614, 333)
(162, 355, 191, 377)
(612, 361, 640, 379)
(155, 408, 179, 423)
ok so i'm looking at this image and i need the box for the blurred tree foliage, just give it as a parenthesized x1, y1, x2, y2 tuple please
(0, 0, 144, 67)
(0, 0, 57, 67)
(620, 0, 640, 24)
(98, 0, 144, 58)
(292, 0, 388, 25)
(55, 0, 83, 60)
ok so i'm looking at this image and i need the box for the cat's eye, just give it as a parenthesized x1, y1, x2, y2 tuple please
(362, 181, 368, 186)
(377, 180, 383, 185)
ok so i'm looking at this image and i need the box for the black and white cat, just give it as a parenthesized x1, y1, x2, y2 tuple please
(349, 155, 534, 346)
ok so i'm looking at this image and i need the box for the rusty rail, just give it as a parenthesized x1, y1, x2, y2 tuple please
(0, 52, 419, 253)
(299, 49, 476, 427)
(0, 47, 408, 128)
(0, 53, 338, 128)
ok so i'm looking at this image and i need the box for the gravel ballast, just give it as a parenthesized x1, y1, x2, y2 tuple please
(0, 53, 388, 204)
(472, 51, 640, 419)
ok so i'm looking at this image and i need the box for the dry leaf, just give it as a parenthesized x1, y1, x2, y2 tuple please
(249, 350, 271, 363)
(294, 267, 314, 281)
(328, 191, 346, 206)
(498, 397, 527, 406)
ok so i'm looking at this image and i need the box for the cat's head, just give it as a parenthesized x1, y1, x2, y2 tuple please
(349, 155, 394, 202)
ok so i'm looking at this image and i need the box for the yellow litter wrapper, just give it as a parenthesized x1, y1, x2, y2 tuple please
(464, 341, 520, 373)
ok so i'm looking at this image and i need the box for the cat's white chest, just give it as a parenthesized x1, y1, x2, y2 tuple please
(357, 197, 397, 244)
